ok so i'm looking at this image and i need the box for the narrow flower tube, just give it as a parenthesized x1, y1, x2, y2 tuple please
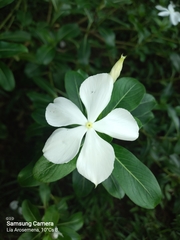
(109, 55, 126, 82)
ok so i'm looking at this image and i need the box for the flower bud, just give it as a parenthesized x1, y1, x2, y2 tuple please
(110, 55, 126, 82)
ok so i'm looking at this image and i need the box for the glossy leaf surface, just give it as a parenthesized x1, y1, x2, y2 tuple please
(113, 144, 162, 209)
(102, 77, 145, 117)
(33, 156, 76, 183)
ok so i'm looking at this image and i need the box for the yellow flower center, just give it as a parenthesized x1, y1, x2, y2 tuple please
(86, 121, 93, 129)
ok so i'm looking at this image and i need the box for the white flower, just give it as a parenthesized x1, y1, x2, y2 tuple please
(43, 73, 139, 186)
(52, 227, 63, 239)
(9, 200, 18, 210)
(18, 207, 22, 215)
(156, 2, 180, 25)
(9, 200, 22, 215)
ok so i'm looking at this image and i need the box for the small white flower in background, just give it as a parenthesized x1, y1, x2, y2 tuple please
(155, 2, 180, 25)
(43, 59, 139, 186)
(18, 207, 22, 215)
(59, 41, 66, 48)
(52, 227, 64, 239)
(9, 200, 22, 215)
(9, 200, 18, 210)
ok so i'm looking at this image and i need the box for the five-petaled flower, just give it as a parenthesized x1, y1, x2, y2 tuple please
(43, 68, 139, 186)
(156, 2, 180, 25)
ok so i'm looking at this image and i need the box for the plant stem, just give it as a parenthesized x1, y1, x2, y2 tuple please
(0, 0, 22, 30)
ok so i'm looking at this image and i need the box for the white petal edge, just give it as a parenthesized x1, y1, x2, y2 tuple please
(79, 73, 113, 122)
(94, 108, 139, 141)
(43, 126, 87, 164)
(168, 3, 175, 13)
(77, 129, 115, 186)
(45, 97, 87, 127)
(158, 11, 170, 17)
(169, 11, 180, 25)
(155, 5, 168, 11)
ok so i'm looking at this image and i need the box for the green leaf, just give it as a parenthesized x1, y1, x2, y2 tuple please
(170, 52, 180, 72)
(34, 28, 56, 45)
(31, 108, 47, 125)
(18, 161, 41, 187)
(0, 0, 14, 8)
(27, 91, 53, 107)
(98, 132, 113, 143)
(33, 156, 76, 183)
(113, 144, 162, 209)
(0, 41, 28, 58)
(98, 27, 115, 47)
(33, 77, 57, 98)
(43, 205, 60, 225)
(102, 77, 145, 117)
(36, 44, 56, 65)
(59, 226, 81, 240)
(25, 63, 43, 78)
(72, 169, 94, 197)
(0, 62, 15, 91)
(132, 93, 157, 117)
(43, 235, 53, 240)
(39, 184, 51, 207)
(16, 10, 32, 27)
(0, 122, 8, 139)
(175, 106, 180, 116)
(18, 232, 38, 240)
(0, 31, 31, 42)
(56, 24, 80, 41)
(134, 117, 143, 129)
(51, 3, 71, 24)
(76, 69, 89, 79)
(51, 0, 59, 11)
(22, 200, 41, 222)
(137, 112, 154, 126)
(55, 199, 69, 220)
(26, 123, 47, 137)
(106, 0, 132, 6)
(132, 94, 156, 126)
(65, 71, 85, 111)
(60, 212, 83, 231)
(167, 105, 179, 134)
(56, 198, 68, 212)
(102, 174, 125, 199)
(174, 139, 180, 154)
(77, 39, 91, 66)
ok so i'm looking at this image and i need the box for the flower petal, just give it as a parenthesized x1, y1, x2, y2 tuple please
(45, 97, 87, 127)
(169, 11, 180, 25)
(80, 73, 113, 122)
(77, 129, 115, 186)
(168, 2, 175, 13)
(155, 5, 168, 11)
(94, 108, 139, 141)
(9, 200, 18, 210)
(43, 126, 87, 164)
(158, 11, 170, 17)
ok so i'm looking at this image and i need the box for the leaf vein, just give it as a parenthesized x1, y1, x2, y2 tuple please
(115, 156, 152, 196)
(113, 83, 137, 110)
